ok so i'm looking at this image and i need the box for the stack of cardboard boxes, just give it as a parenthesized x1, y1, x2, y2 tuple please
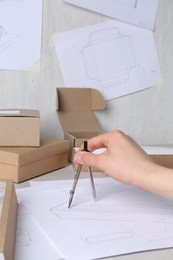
(0, 109, 69, 183)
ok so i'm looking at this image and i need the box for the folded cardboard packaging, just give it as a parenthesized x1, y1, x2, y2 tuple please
(0, 179, 18, 260)
(0, 109, 40, 147)
(0, 138, 69, 183)
(56, 88, 105, 161)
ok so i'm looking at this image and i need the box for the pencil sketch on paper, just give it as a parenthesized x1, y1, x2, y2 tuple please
(56, 20, 160, 100)
(0, 0, 42, 70)
(15, 203, 44, 248)
(15, 202, 64, 260)
(49, 183, 173, 247)
(82, 27, 136, 88)
(14, 202, 63, 260)
(20, 179, 173, 259)
(0, 182, 6, 216)
(0, 25, 19, 53)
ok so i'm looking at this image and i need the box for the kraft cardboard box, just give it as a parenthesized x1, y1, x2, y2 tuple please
(151, 154, 173, 168)
(0, 179, 18, 260)
(56, 88, 106, 161)
(0, 109, 40, 147)
(0, 138, 69, 183)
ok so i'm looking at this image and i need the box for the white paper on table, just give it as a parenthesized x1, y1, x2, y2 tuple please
(14, 198, 65, 260)
(56, 20, 160, 101)
(64, 0, 159, 30)
(0, 0, 42, 71)
(29, 178, 105, 191)
(29, 179, 74, 191)
(19, 178, 173, 260)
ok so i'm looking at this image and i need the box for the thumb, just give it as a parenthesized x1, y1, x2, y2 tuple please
(74, 151, 100, 168)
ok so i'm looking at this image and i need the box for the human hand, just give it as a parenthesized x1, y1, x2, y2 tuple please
(74, 130, 173, 200)
(73, 130, 155, 186)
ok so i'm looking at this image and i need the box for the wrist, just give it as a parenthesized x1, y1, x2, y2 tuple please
(133, 162, 173, 200)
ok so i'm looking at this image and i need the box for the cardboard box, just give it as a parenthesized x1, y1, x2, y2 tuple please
(0, 179, 18, 260)
(56, 88, 105, 161)
(0, 109, 40, 147)
(0, 138, 69, 183)
(151, 154, 173, 168)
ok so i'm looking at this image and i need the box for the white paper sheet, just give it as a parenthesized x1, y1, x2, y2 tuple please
(14, 200, 65, 260)
(64, 0, 159, 30)
(56, 20, 160, 100)
(0, 0, 42, 71)
(18, 178, 173, 260)
(0, 182, 6, 216)
(29, 179, 74, 190)
(143, 145, 173, 155)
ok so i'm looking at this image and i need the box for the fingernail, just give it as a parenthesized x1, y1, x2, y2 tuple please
(76, 153, 83, 164)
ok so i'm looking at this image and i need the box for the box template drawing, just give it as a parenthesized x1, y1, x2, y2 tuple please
(0, 179, 18, 260)
(0, 109, 40, 147)
(56, 88, 105, 161)
(0, 138, 69, 183)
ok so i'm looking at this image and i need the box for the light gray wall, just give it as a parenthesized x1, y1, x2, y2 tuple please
(0, 0, 173, 145)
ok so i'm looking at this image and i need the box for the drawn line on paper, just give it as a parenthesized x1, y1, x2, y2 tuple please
(82, 228, 173, 245)
(81, 27, 136, 88)
(82, 216, 173, 245)
(49, 200, 173, 245)
(50, 202, 173, 219)
(0, 25, 19, 53)
(15, 203, 44, 248)
(15, 202, 65, 260)
(83, 230, 139, 245)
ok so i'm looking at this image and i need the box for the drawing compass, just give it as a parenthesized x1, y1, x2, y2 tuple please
(68, 141, 96, 208)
